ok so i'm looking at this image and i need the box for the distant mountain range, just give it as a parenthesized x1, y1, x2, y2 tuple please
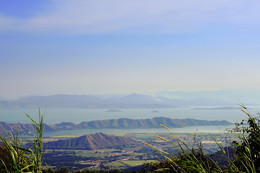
(1, 89, 259, 109)
(43, 133, 136, 150)
(0, 122, 57, 134)
(0, 117, 231, 134)
(72, 117, 231, 129)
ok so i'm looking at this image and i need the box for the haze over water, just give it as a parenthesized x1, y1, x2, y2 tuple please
(0, 107, 253, 124)
(1, 1, 260, 130)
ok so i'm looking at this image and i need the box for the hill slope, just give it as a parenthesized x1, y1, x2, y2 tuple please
(44, 133, 136, 150)
(0, 117, 231, 134)
(75, 117, 231, 129)
(0, 122, 56, 134)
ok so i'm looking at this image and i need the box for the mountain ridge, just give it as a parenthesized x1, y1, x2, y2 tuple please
(2, 89, 260, 109)
(0, 117, 231, 134)
(39, 133, 136, 150)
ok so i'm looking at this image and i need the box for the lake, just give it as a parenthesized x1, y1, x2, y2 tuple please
(43, 124, 236, 137)
(1, 107, 257, 125)
(1, 107, 258, 135)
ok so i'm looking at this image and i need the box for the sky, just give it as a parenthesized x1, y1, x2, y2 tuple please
(0, 0, 260, 100)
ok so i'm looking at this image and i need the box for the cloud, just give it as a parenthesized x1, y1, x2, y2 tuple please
(0, 0, 260, 34)
(0, 14, 17, 31)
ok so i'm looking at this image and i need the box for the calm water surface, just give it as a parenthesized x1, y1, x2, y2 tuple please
(0, 107, 257, 124)
(44, 125, 235, 137)
(1, 107, 257, 135)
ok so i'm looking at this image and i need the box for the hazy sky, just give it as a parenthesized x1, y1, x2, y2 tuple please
(0, 0, 260, 99)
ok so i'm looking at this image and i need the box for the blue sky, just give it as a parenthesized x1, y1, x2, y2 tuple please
(0, 0, 260, 99)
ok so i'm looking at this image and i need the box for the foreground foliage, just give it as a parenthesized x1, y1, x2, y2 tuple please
(0, 110, 45, 173)
(232, 104, 260, 172)
(0, 104, 259, 172)
(143, 104, 260, 173)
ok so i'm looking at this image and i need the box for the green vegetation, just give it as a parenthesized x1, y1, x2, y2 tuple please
(0, 104, 259, 172)
(75, 152, 98, 157)
(231, 104, 260, 172)
(121, 160, 154, 167)
(105, 160, 155, 169)
(143, 104, 260, 172)
(0, 109, 45, 173)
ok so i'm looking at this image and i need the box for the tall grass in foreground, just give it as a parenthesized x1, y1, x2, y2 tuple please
(143, 104, 260, 173)
(231, 104, 260, 172)
(0, 109, 45, 173)
(0, 105, 259, 173)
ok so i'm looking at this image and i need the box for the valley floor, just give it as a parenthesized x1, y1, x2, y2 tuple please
(43, 133, 235, 171)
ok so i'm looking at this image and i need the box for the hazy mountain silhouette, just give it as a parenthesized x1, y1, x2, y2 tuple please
(75, 117, 231, 129)
(0, 117, 231, 134)
(1, 89, 259, 109)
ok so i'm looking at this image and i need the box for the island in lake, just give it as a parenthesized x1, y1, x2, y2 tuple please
(106, 109, 122, 112)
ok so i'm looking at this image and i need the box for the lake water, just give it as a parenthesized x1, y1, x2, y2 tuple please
(1, 107, 258, 135)
(1, 107, 258, 124)
(43, 125, 235, 137)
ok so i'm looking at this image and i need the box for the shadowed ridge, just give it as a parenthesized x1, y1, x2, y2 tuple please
(0, 117, 232, 134)
(0, 145, 10, 169)
(44, 133, 136, 150)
